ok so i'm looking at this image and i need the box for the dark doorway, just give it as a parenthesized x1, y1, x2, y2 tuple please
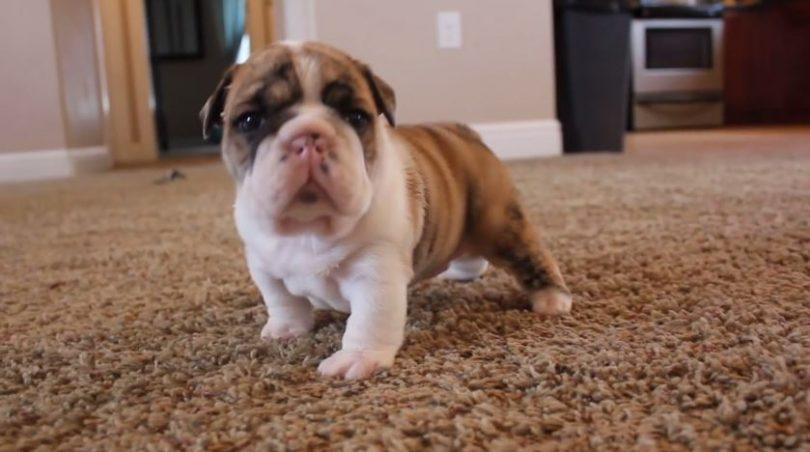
(145, 0, 249, 156)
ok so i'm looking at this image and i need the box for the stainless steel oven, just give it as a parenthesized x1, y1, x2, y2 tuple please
(631, 18, 724, 129)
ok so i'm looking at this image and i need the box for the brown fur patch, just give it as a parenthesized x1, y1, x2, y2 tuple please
(399, 123, 568, 295)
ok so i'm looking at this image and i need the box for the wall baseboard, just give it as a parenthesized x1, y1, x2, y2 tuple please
(0, 120, 559, 183)
(470, 119, 562, 160)
(0, 146, 111, 184)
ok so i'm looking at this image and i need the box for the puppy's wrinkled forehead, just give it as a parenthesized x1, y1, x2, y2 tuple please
(227, 43, 375, 117)
(203, 42, 396, 181)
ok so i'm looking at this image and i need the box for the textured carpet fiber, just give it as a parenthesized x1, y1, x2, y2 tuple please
(1, 144, 808, 450)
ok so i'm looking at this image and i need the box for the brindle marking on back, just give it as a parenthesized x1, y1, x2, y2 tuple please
(506, 202, 524, 222)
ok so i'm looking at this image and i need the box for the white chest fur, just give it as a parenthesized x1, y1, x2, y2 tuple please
(282, 273, 348, 312)
(236, 204, 357, 312)
(233, 126, 416, 318)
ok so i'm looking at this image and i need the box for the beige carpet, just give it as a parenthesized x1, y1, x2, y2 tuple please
(1, 134, 809, 450)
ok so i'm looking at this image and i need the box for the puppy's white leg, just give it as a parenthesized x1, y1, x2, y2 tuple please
(318, 248, 408, 380)
(439, 256, 489, 281)
(247, 254, 314, 340)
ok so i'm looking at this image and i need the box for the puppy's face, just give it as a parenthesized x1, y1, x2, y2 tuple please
(201, 42, 396, 235)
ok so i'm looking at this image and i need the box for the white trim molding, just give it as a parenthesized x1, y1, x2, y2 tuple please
(0, 146, 112, 184)
(470, 119, 562, 160)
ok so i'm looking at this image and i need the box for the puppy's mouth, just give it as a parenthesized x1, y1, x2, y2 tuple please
(272, 179, 342, 234)
(280, 177, 341, 220)
(296, 186, 321, 205)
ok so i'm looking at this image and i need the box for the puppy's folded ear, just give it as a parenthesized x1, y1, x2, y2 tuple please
(200, 65, 241, 143)
(360, 65, 396, 127)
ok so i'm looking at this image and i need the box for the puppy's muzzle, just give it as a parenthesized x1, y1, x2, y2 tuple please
(278, 120, 338, 205)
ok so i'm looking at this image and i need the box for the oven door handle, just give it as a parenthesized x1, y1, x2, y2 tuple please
(635, 91, 723, 105)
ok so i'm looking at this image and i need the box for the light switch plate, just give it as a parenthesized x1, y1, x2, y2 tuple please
(437, 11, 462, 49)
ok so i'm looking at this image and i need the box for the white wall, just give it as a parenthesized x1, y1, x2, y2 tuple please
(0, 0, 110, 182)
(312, 0, 558, 125)
(279, 0, 561, 158)
(51, 0, 105, 149)
(0, 0, 66, 152)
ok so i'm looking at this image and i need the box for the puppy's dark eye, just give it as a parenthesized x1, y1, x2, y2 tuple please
(235, 111, 263, 133)
(343, 110, 370, 130)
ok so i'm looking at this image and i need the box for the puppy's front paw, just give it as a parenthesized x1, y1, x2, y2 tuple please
(260, 314, 314, 341)
(531, 287, 573, 315)
(317, 349, 396, 380)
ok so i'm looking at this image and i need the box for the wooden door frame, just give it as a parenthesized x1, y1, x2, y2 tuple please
(94, 0, 158, 164)
(247, 0, 277, 53)
(95, 0, 277, 165)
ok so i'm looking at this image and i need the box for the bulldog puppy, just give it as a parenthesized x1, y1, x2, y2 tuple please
(201, 42, 571, 380)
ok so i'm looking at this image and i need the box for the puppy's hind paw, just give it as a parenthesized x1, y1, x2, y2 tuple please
(531, 287, 573, 316)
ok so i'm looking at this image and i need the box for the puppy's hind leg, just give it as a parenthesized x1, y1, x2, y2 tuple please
(480, 202, 572, 315)
(439, 256, 489, 281)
